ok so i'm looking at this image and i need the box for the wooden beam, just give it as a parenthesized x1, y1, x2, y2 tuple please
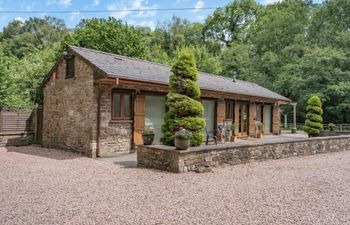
(94, 77, 289, 103)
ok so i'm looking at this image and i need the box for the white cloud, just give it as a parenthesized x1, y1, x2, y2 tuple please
(93, 0, 100, 6)
(129, 20, 156, 30)
(192, 0, 204, 12)
(15, 17, 25, 22)
(108, 0, 157, 19)
(108, 3, 132, 19)
(46, 0, 56, 5)
(46, 0, 72, 7)
(262, 0, 281, 5)
(69, 12, 81, 21)
(58, 0, 72, 6)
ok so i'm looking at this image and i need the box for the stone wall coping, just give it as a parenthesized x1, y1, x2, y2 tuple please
(139, 135, 350, 155)
(0, 131, 34, 136)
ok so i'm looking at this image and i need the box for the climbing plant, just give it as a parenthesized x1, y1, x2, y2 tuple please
(161, 49, 205, 146)
(304, 96, 323, 137)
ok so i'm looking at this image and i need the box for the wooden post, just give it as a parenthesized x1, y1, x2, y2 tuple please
(291, 102, 297, 133)
(0, 110, 2, 133)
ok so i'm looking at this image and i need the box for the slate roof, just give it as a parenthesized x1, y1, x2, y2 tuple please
(69, 46, 290, 102)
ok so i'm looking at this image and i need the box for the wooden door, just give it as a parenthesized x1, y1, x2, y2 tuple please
(133, 95, 145, 146)
(238, 104, 249, 136)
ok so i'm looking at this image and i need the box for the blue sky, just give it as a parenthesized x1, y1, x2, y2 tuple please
(0, 0, 324, 30)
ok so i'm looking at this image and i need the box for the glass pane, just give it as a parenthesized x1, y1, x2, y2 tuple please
(239, 106, 242, 133)
(243, 105, 247, 132)
(226, 102, 233, 119)
(113, 94, 121, 118)
(145, 96, 166, 144)
(256, 104, 262, 122)
(202, 100, 215, 134)
(124, 94, 131, 118)
(264, 105, 272, 133)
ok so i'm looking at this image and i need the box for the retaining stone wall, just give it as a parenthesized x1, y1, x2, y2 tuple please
(0, 132, 34, 147)
(137, 135, 350, 173)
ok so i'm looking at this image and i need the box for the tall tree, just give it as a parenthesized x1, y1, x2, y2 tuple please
(62, 17, 147, 58)
(1, 16, 68, 58)
(203, 0, 261, 46)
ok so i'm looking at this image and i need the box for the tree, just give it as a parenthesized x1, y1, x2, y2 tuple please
(62, 17, 147, 58)
(161, 50, 205, 146)
(1, 16, 68, 58)
(249, 0, 309, 55)
(304, 96, 323, 137)
(308, 0, 350, 46)
(203, 0, 261, 46)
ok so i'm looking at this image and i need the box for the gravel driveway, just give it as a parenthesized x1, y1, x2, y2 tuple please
(1, 146, 350, 225)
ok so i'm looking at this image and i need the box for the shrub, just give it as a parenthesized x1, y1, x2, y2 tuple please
(304, 96, 323, 137)
(328, 123, 336, 131)
(143, 126, 154, 135)
(161, 49, 205, 146)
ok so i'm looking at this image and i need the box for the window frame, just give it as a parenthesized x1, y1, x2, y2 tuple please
(225, 100, 235, 120)
(111, 91, 132, 120)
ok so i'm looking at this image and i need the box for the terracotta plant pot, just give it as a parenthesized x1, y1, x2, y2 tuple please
(142, 134, 154, 145)
(230, 136, 237, 142)
(257, 133, 263, 138)
(174, 137, 190, 150)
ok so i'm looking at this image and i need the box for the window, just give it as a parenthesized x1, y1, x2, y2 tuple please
(256, 104, 263, 122)
(66, 55, 75, 79)
(226, 101, 234, 120)
(112, 92, 132, 120)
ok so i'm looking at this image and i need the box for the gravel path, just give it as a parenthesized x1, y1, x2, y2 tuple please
(1, 146, 350, 225)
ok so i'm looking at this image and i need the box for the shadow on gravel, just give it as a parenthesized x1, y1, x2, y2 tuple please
(5, 146, 82, 160)
(113, 160, 137, 168)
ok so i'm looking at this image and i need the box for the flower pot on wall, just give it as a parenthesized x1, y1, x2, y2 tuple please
(257, 133, 263, 139)
(230, 135, 237, 142)
(142, 134, 154, 145)
(174, 137, 190, 150)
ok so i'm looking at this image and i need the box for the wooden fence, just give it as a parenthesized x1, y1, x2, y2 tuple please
(0, 111, 33, 133)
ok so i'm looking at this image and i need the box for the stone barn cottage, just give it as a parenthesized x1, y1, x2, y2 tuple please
(41, 46, 291, 158)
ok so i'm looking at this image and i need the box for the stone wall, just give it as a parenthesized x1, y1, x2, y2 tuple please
(98, 91, 133, 156)
(138, 135, 350, 173)
(42, 56, 96, 157)
(0, 132, 34, 147)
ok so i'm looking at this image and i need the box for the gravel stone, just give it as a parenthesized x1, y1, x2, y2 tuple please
(1, 146, 350, 225)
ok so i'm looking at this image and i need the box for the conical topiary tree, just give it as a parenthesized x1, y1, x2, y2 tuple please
(161, 49, 206, 146)
(304, 96, 323, 137)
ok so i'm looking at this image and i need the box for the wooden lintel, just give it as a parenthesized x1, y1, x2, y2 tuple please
(95, 77, 119, 85)
(94, 77, 288, 103)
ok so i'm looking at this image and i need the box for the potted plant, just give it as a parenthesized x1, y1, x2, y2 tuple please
(230, 123, 237, 142)
(257, 122, 264, 138)
(328, 123, 336, 131)
(142, 126, 155, 145)
(174, 129, 192, 150)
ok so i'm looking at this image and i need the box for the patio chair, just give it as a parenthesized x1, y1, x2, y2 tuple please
(205, 127, 218, 145)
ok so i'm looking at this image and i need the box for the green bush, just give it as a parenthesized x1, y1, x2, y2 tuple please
(304, 96, 323, 137)
(161, 49, 205, 146)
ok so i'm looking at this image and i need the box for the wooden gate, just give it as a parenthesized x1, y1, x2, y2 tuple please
(0, 106, 43, 144)
(0, 111, 33, 133)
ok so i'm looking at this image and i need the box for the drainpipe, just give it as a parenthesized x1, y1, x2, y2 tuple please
(96, 92, 101, 157)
